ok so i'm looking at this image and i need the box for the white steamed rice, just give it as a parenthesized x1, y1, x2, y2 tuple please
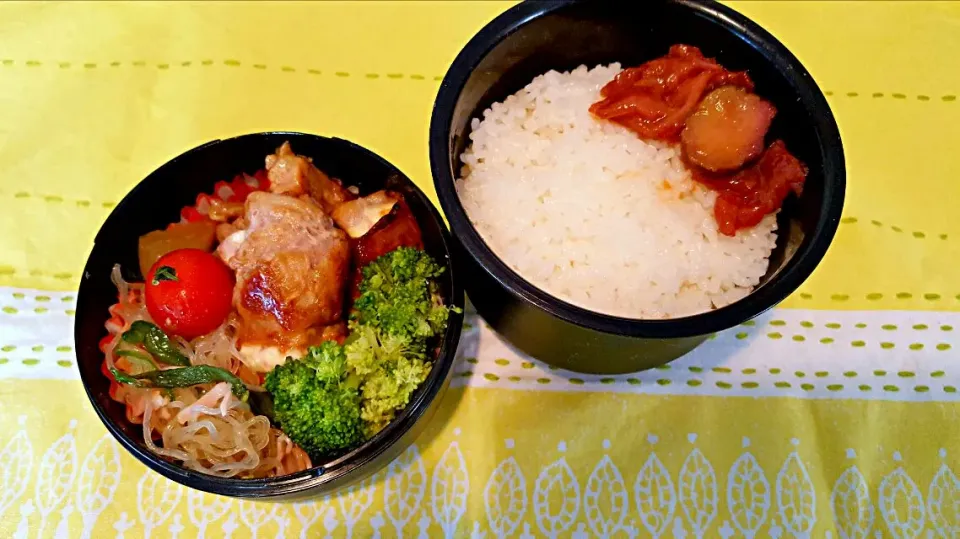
(456, 63, 778, 319)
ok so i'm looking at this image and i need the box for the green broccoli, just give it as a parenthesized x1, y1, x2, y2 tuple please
(344, 325, 432, 434)
(265, 248, 455, 449)
(345, 248, 458, 435)
(264, 342, 364, 460)
(352, 247, 451, 342)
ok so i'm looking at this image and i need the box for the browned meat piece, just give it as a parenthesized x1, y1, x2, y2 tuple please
(348, 197, 424, 300)
(353, 198, 423, 269)
(331, 190, 400, 239)
(681, 86, 776, 172)
(216, 191, 349, 371)
(206, 198, 245, 222)
(318, 321, 348, 344)
(265, 142, 355, 212)
(215, 222, 236, 243)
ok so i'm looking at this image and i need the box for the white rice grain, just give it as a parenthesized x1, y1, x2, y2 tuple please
(456, 64, 777, 319)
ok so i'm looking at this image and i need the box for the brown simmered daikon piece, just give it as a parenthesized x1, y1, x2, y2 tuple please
(138, 221, 217, 277)
(681, 86, 776, 172)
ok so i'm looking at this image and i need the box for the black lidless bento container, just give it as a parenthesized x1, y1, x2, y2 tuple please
(75, 133, 464, 499)
(430, 0, 844, 373)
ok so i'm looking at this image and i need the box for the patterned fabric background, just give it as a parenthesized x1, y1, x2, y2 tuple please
(1, 1, 959, 538)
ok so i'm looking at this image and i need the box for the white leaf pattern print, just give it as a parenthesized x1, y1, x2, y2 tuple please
(17, 403, 960, 539)
(878, 467, 925, 539)
(634, 451, 676, 538)
(584, 455, 629, 536)
(35, 421, 78, 539)
(484, 456, 527, 538)
(167, 514, 184, 539)
(339, 475, 377, 538)
(239, 499, 276, 539)
(775, 451, 816, 539)
(14, 500, 35, 539)
(136, 471, 184, 539)
(76, 435, 122, 539)
(53, 501, 73, 539)
(294, 498, 328, 539)
(0, 416, 33, 519)
(831, 466, 874, 539)
(533, 457, 580, 539)
(369, 511, 385, 538)
(678, 447, 718, 538)
(385, 444, 427, 537)
(432, 441, 469, 539)
(417, 511, 432, 539)
(188, 489, 231, 539)
(112, 510, 135, 539)
(272, 505, 292, 539)
(727, 451, 770, 539)
(221, 513, 240, 539)
(927, 463, 960, 539)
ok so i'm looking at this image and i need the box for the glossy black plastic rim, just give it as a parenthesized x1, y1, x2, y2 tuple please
(75, 132, 464, 498)
(429, 0, 845, 339)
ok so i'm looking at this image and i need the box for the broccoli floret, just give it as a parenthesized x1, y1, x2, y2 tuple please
(352, 247, 451, 342)
(344, 325, 431, 435)
(264, 342, 364, 460)
(346, 248, 456, 435)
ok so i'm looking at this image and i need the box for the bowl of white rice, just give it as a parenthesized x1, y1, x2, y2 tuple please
(429, 0, 844, 373)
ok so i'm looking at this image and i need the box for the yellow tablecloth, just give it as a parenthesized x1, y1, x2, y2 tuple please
(1, 1, 959, 538)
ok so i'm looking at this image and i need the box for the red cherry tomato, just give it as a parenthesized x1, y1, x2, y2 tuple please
(144, 249, 235, 339)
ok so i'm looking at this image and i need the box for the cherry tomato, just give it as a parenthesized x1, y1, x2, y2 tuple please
(144, 248, 235, 339)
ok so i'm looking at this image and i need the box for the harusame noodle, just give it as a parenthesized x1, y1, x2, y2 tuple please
(142, 383, 310, 477)
(103, 265, 310, 477)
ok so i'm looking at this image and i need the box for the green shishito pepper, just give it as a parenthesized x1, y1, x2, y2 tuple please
(114, 348, 157, 372)
(110, 365, 249, 401)
(121, 320, 190, 366)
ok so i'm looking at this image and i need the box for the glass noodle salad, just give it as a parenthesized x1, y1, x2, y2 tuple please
(101, 142, 456, 478)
